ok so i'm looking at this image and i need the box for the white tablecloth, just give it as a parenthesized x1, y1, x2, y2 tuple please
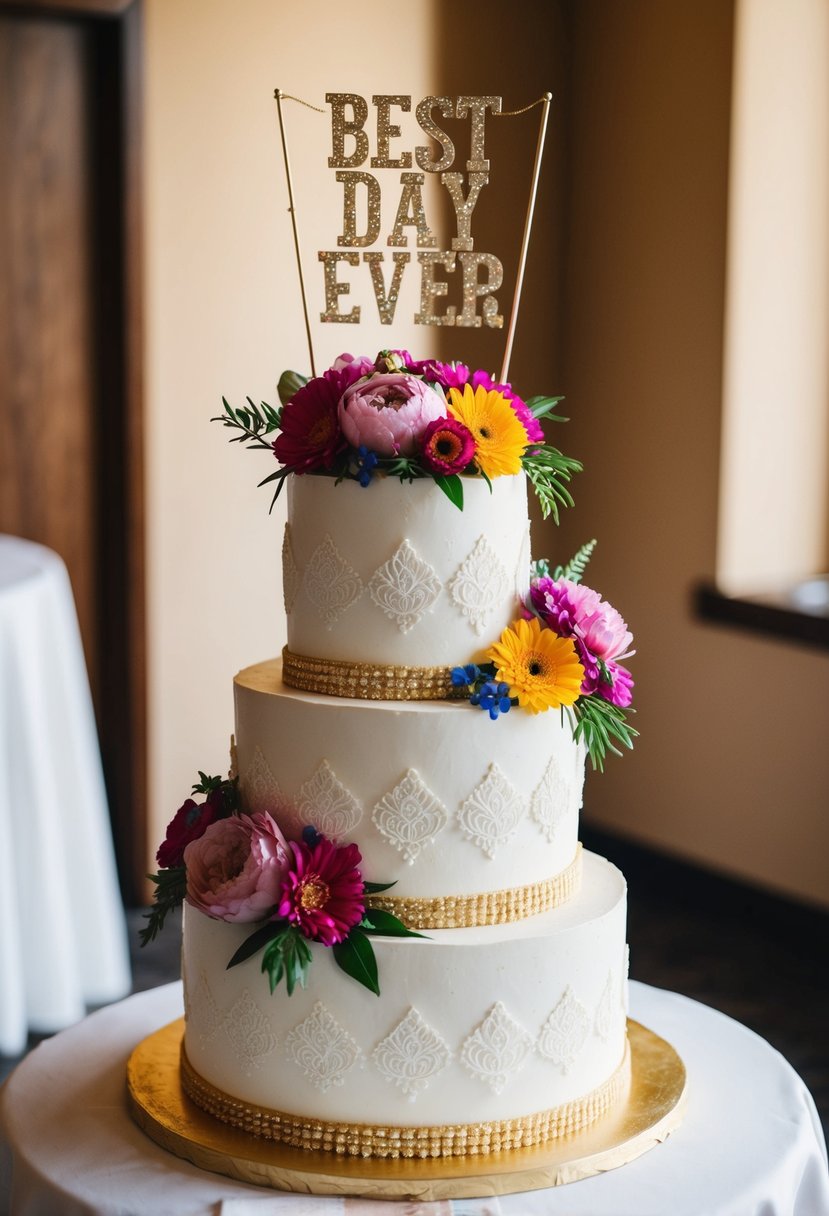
(0, 535, 131, 1054)
(1, 980, 827, 1216)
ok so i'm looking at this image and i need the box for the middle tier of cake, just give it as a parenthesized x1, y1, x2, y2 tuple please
(235, 659, 586, 924)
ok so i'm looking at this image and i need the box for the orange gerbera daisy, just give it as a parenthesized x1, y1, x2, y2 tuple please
(486, 618, 584, 714)
(447, 384, 527, 479)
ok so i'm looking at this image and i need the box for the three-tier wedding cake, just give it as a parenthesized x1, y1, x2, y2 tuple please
(145, 351, 638, 1161)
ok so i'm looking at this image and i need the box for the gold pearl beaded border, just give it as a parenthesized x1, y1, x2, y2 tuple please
(367, 845, 583, 929)
(180, 1038, 631, 1160)
(282, 646, 467, 701)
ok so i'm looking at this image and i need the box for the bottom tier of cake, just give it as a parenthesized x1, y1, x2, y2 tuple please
(181, 850, 629, 1159)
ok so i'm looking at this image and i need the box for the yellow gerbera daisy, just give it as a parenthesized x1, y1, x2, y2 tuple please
(447, 384, 527, 479)
(486, 618, 584, 714)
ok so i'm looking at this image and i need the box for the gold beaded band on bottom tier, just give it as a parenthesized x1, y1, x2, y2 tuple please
(180, 1038, 631, 1160)
(282, 646, 466, 701)
(366, 845, 583, 929)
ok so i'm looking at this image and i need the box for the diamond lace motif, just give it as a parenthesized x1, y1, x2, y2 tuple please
(372, 1008, 451, 1100)
(594, 972, 616, 1041)
(223, 990, 278, 1074)
(372, 769, 448, 863)
(538, 986, 590, 1073)
(189, 971, 223, 1045)
(448, 535, 509, 635)
(303, 534, 363, 628)
(368, 540, 441, 633)
(242, 746, 285, 817)
(460, 1002, 534, 1094)
(457, 763, 524, 858)
(297, 760, 362, 841)
(284, 1002, 362, 1092)
(529, 756, 572, 844)
(282, 523, 300, 614)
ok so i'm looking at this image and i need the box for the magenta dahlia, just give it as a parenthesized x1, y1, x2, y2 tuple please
(272, 375, 345, 472)
(277, 837, 365, 946)
(529, 576, 634, 698)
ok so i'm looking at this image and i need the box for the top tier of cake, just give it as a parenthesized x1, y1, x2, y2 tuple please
(283, 472, 530, 669)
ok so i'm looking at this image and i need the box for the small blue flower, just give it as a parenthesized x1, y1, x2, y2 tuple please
(356, 446, 379, 487)
(475, 681, 513, 720)
(451, 663, 480, 687)
(302, 825, 322, 847)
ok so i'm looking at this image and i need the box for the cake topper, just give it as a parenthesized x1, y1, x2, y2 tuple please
(274, 89, 552, 384)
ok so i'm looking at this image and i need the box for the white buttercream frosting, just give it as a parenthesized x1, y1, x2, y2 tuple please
(234, 659, 584, 900)
(285, 472, 531, 666)
(182, 850, 628, 1128)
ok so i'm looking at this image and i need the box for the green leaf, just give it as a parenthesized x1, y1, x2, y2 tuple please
(525, 394, 566, 421)
(434, 474, 463, 511)
(562, 539, 597, 584)
(277, 370, 309, 406)
(363, 880, 397, 895)
(361, 908, 427, 939)
(332, 928, 380, 995)
(139, 866, 187, 947)
(226, 921, 285, 970)
(479, 468, 493, 494)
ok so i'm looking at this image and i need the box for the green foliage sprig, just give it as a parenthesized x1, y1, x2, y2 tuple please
(522, 447, 583, 522)
(227, 890, 425, 998)
(139, 867, 187, 947)
(567, 697, 638, 773)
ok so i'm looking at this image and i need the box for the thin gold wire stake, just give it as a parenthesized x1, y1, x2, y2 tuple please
(274, 88, 316, 377)
(499, 92, 552, 385)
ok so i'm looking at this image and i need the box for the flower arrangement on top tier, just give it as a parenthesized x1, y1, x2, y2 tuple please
(452, 541, 638, 771)
(212, 350, 582, 517)
(140, 772, 421, 996)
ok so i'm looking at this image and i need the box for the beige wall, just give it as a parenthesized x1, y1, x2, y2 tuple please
(144, 0, 443, 858)
(554, 0, 829, 909)
(145, 0, 829, 908)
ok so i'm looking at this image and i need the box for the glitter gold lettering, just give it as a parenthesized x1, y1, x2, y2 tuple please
(336, 171, 382, 247)
(371, 94, 412, 169)
(363, 252, 410, 325)
(457, 252, 504, 328)
(415, 251, 457, 326)
(415, 96, 456, 173)
(318, 251, 360, 323)
(388, 172, 437, 249)
(441, 171, 489, 251)
(455, 96, 502, 172)
(327, 93, 369, 169)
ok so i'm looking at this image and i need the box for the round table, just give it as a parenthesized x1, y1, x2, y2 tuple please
(1, 980, 827, 1216)
(0, 536, 131, 1055)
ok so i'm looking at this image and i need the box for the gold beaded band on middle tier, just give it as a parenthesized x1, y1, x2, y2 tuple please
(282, 646, 467, 701)
(366, 845, 582, 929)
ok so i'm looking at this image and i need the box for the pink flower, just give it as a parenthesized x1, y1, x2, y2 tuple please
(272, 375, 345, 472)
(564, 580, 633, 662)
(420, 416, 475, 475)
(529, 577, 634, 698)
(156, 789, 224, 870)
(184, 812, 289, 923)
(277, 837, 365, 946)
(330, 353, 375, 383)
(338, 373, 446, 456)
(600, 660, 634, 708)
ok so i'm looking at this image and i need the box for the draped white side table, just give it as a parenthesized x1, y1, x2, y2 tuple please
(0, 535, 131, 1055)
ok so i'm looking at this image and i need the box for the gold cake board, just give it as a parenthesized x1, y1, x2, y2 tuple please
(127, 1018, 685, 1199)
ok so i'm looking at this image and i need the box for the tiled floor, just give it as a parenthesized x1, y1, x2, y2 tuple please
(3, 828, 828, 1139)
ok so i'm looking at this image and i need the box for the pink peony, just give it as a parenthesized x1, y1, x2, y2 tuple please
(156, 789, 224, 870)
(330, 352, 375, 383)
(277, 837, 365, 946)
(184, 812, 289, 923)
(338, 373, 445, 456)
(529, 577, 634, 698)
